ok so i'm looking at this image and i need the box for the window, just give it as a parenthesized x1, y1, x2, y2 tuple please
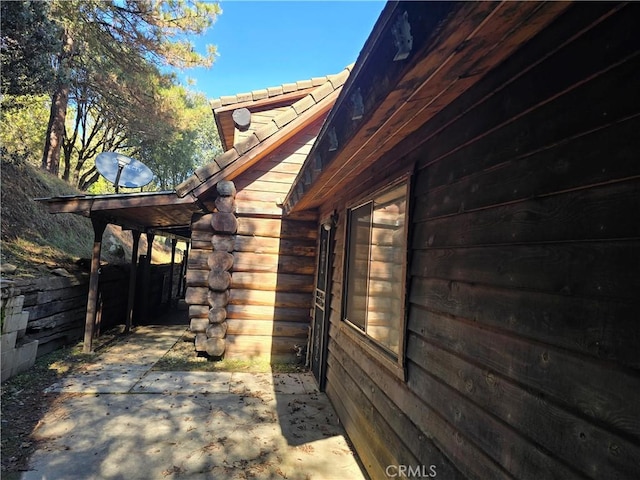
(343, 180, 408, 358)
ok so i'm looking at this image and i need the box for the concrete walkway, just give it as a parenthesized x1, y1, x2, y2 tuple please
(23, 326, 366, 480)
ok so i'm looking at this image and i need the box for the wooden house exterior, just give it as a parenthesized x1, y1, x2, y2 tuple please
(283, 2, 640, 479)
(37, 2, 640, 477)
(176, 68, 350, 362)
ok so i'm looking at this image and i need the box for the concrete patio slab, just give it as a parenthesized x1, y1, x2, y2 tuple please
(43, 363, 150, 394)
(132, 371, 233, 394)
(21, 326, 366, 480)
(229, 372, 316, 396)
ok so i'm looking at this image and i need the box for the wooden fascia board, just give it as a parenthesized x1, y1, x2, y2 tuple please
(41, 197, 95, 215)
(40, 192, 195, 216)
(285, 1, 570, 213)
(214, 109, 232, 152)
(191, 88, 341, 200)
(282, 1, 459, 213)
(89, 193, 194, 211)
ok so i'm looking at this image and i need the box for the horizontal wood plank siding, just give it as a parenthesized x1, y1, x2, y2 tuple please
(226, 121, 321, 362)
(323, 4, 640, 479)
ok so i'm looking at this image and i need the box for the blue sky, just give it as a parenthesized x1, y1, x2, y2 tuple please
(179, 1, 386, 100)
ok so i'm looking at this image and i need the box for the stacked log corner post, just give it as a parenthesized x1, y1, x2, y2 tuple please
(190, 180, 237, 359)
(186, 211, 214, 355)
(205, 180, 237, 357)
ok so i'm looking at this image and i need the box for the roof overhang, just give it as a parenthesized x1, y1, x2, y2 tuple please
(177, 66, 352, 205)
(36, 191, 203, 240)
(214, 90, 314, 151)
(283, 0, 572, 214)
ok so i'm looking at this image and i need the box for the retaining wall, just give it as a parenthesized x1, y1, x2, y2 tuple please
(1, 262, 183, 381)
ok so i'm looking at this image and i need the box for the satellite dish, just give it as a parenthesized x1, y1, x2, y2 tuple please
(95, 152, 154, 193)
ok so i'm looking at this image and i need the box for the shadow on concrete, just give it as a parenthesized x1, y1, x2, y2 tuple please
(18, 327, 366, 480)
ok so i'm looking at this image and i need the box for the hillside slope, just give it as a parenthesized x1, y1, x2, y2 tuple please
(1, 159, 175, 278)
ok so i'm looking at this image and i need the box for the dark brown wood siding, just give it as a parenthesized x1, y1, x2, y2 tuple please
(323, 4, 640, 479)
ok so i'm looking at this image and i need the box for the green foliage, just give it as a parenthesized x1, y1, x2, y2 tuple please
(0, 1, 61, 96)
(58, 0, 221, 70)
(39, 0, 222, 181)
(2, 1, 223, 193)
(135, 87, 222, 190)
(0, 95, 50, 167)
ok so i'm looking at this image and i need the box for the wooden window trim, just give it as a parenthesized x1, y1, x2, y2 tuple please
(340, 173, 412, 381)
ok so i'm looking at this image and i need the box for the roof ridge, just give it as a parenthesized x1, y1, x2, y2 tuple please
(210, 64, 355, 110)
(224, 64, 352, 163)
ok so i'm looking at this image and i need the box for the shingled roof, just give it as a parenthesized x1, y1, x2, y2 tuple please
(176, 65, 353, 202)
(209, 73, 346, 110)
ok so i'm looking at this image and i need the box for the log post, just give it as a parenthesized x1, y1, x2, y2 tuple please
(168, 237, 177, 304)
(83, 217, 107, 353)
(185, 180, 237, 359)
(186, 212, 215, 347)
(125, 230, 141, 333)
(140, 232, 154, 324)
(203, 180, 237, 358)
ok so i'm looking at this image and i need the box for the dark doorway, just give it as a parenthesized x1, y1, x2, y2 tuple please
(310, 222, 333, 391)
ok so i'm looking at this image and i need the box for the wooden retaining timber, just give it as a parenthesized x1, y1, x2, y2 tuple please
(25, 264, 183, 356)
(7, 266, 129, 356)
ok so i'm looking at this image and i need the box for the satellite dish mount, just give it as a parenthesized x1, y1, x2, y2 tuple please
(95, 152, 154, 192)
(113, 155, 132, 193)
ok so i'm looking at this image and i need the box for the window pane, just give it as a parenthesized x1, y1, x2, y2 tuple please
(367, 184, 406, 354)
(345, 202, 371, 330)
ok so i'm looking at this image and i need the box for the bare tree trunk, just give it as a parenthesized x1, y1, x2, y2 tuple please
(41, 86, 69, 175)
(41, 30, 73, 176)
(62, 127, 74, 182)
(79, 168, 100, 191)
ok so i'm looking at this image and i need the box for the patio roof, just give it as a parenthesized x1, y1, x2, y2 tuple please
(36, 191, 202, 239)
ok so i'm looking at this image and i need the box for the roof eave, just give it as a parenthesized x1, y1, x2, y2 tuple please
(213, 89, 315, 150)
(177, 66, 353, 200)
(36, 191, 201, 240)
(283, 1, 572, 214)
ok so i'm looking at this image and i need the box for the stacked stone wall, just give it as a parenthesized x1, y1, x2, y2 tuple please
(1, 282, 38, 381)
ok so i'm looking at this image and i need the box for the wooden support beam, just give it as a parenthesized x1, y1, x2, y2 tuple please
(180, 242, 190, 298)
(83, 217, 108, 353)
(125, 230, 141, 333)
(168, 238, 177, 304)
(140, 232, 154, 323)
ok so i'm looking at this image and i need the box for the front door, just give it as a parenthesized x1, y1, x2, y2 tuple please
(310, 223, 333, 390)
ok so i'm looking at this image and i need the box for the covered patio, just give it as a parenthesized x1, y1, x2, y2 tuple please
(37, 191, 204, 352)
